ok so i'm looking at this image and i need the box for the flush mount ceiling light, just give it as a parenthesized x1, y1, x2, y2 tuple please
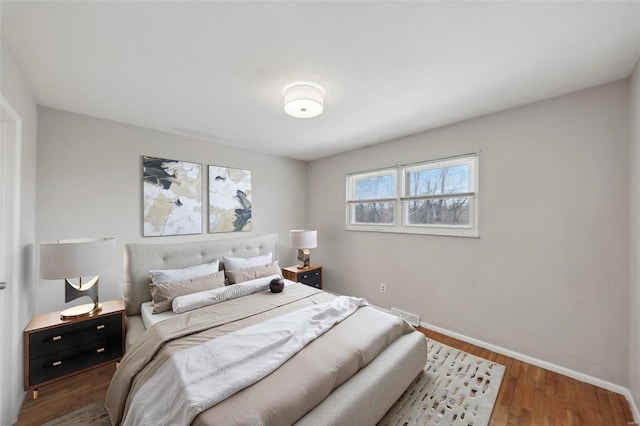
(283, 83, 324, 118)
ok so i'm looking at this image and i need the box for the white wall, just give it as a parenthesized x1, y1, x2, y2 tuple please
(36, 108, 307, 314)
(629, 58, 640, 413)
(1, 46, 38, 425)
(308, 81, 630, 387)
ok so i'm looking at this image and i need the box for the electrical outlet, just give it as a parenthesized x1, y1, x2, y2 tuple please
(380, 283, 387, 293)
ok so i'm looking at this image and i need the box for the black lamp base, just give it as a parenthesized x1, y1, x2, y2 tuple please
(60, 276, 101, 320)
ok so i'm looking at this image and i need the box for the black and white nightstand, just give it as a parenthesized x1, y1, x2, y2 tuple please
(23, 299, 125, 399)
(282, 265, 323, 290)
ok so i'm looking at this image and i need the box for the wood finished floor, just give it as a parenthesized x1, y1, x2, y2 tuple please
(15, 328, 636, 425)
(16, 363, 115, 426)
(418, 328, 636, 426)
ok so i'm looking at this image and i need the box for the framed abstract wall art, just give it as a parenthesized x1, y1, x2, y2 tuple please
(142, 155, 202, 236)
(208, 165, 252, 233)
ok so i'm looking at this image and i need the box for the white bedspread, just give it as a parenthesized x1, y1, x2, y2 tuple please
(122, 295, 368, 426)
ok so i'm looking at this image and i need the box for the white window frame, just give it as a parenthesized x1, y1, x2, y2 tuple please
(346, 154, 479, 237)
(345, 168, 397, 228)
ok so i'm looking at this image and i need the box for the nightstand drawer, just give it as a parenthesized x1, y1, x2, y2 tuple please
(298, 270, 321, 287)
(301, 279, 321, 289)
(29, 313, 122, 359)
(28, 338, 122, 386)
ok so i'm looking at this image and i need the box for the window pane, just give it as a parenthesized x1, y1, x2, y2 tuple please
(407, 164, 469, 197)
(406, 197, 469, 226)
(354, 174, 395, 200)
(353, 202, 394, 224)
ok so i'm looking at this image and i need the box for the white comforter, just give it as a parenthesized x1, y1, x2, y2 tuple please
(122, 295, 368, 426)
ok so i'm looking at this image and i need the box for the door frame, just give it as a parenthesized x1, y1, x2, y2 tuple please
(1, 93, 23, 425)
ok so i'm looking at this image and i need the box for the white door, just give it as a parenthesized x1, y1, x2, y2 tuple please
(0, 95, 22, 425)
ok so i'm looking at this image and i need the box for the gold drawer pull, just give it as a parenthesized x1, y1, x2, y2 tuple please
(52, 361, 62, 367)
(96, 324, 105, 330)
(52, 335, 61, 341)
(96, 348, 105, 354)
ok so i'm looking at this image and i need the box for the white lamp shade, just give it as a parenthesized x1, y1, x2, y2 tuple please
(40, 238, 116, 279)
(284, 84, 324, 118)
(289, 230, 317, 249)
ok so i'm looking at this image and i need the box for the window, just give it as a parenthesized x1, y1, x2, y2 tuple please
(346, 168, 396, 226)
(346, 155, 478, 237)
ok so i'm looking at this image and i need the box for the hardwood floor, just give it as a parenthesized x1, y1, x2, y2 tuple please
(16, 363, 115, 426)
(15, 329, 637, 425)
(418, 327, 636, 426)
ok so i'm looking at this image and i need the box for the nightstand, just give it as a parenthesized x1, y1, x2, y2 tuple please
(23, 299, 125, 399)
(282, 265, 323, 290)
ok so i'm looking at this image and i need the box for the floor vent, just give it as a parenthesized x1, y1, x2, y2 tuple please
(390, 307, 420, 327)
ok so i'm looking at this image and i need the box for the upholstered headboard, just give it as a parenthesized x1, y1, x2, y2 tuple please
(123, 233, 279, 316)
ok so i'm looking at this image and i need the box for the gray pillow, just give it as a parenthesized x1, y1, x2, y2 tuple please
(150, 270, 225, 313)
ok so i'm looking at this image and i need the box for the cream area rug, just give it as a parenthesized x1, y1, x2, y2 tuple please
(44, 339, 504, 426)
(378, 340, 505, 426)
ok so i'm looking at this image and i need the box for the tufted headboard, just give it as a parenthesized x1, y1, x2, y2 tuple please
(123, 233, 279, 316)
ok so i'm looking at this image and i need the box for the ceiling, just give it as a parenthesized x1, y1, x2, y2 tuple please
(2, 1, 639, 161)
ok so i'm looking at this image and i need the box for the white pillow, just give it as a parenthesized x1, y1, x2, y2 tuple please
(223, 253, 272, 271)
(150, 260, 220, 285)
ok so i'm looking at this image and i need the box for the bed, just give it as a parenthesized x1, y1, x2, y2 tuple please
(106, 233, 427, 425)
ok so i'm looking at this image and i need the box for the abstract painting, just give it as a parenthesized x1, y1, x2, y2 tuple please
(208, 165, 252, 233)
(143, 156, 202, 236)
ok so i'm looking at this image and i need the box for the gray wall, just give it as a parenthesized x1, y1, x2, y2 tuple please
(308, 81, 630, 387)
(630, 59, 640, 410)
(36, 108, 307, 314)
(1, 46, 38, 425)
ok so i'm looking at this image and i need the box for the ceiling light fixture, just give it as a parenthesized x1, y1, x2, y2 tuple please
(283, 83, 324, 118)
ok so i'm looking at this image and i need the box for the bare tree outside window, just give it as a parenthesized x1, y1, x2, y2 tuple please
(349, 172, 395, 224)
(354, 202, 395, 224)
(406, 165, 470, 226)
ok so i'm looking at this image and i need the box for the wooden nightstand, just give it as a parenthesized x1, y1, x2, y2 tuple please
(23, 299, 125, 399)
(282, 265, 323, 290)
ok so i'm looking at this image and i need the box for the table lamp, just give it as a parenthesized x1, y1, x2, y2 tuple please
(289, 230, 317, 269)
(40, 237, 116, 319)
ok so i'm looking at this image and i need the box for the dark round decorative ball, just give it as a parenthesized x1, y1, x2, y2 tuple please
(269, 277, 285, 293)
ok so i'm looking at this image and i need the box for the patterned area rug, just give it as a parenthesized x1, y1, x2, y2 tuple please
(378, 340, 505, 426)
(44, 339, 504, 426)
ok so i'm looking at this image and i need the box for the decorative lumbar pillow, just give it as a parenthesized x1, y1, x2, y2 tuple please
(269, 277, 285, 293)
(222, 253, 272, 271)
(150, 270, 225, 313)
(225, 262, 281, 284)
(172, 274, 279, 314)
(150, 260, 220, 285)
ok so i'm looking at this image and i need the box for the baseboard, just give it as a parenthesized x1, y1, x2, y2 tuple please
(420, 320, 640, 423)
(624, 388, 640, 424)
